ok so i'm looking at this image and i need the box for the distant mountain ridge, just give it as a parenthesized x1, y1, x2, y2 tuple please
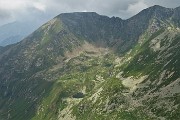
(0, 5, 180, 120)
(0, 21, 42, 46)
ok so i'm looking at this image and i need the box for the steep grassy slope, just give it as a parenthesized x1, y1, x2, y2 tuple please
(0, 5, 180, 120)
(31, 27, 180, 120)
(0, 17, 83, 120)
(31, 53, 153, 120)
(121, 28, 180, 120)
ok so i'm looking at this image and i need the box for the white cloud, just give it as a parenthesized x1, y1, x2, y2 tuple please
(33, 2, 46, 12)
(127, 0, 148, 16)
(0, 0, 30, 11)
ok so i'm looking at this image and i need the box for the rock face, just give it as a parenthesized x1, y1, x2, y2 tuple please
(0, 5, 180, 120)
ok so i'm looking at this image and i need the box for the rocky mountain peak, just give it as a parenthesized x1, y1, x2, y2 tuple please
(0, 5, 180, 120)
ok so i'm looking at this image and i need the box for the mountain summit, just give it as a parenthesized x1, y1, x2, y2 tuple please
(0, 5, 180, 120)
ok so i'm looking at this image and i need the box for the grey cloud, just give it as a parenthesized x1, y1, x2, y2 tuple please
(44, 0, 139, 18)
(0, 9, 12, 26)
(1, 0, 180, 26)
(145, 0, 180, 8)
(0, 9, 11, 20)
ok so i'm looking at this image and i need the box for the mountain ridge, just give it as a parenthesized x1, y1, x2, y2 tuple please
(0, 5, 180, 120)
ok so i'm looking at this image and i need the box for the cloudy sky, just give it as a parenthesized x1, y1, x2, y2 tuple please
(0, 0, 180, 26)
